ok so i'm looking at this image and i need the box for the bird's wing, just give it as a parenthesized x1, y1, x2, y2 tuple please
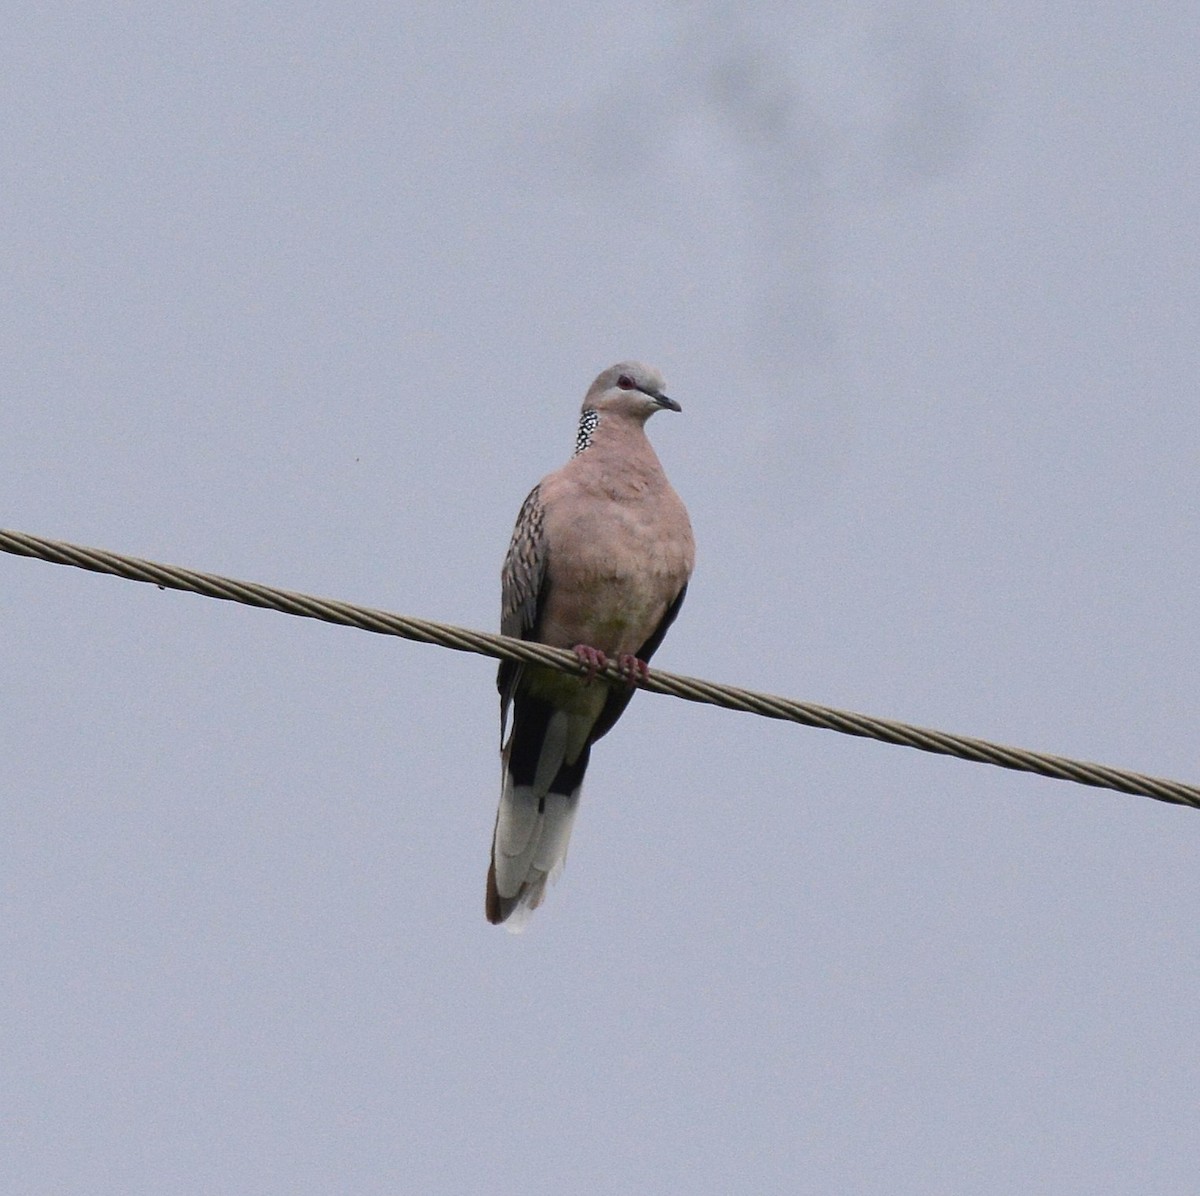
(497, 483, 548, 734)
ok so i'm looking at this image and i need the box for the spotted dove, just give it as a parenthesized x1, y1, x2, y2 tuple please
(487, 362, 695, 928)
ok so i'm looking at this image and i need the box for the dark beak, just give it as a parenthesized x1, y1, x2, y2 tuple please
(655, 393, 682, 412)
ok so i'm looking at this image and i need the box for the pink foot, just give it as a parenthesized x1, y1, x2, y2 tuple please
(573, 644, 609, 683)
(617, 653, 650, 686)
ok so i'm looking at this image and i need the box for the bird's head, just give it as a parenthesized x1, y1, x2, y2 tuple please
(582, 361, 681, 421)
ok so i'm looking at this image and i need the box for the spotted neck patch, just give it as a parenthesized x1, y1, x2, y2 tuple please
(574, 409, 600, 455)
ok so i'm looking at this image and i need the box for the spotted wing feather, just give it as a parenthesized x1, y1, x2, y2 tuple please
(497, 484, 547, 733)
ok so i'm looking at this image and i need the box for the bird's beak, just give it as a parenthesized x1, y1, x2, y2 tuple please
(655, 393, 682, 412)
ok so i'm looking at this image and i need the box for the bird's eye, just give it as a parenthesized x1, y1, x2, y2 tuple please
(617, 374, 634, 390)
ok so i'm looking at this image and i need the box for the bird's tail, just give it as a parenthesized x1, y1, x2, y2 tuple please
(486, 704, 591, 930)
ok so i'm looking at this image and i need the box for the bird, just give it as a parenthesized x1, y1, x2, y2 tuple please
(487, 362, 695, 929)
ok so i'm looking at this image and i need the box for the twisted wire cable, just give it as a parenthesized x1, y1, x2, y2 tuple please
(2, 526, 1196, 811)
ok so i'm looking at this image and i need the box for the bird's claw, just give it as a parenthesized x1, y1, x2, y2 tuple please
(617, 653, 650, 686)
(573, 644, 609, 683)
(571, 646, 649, 686)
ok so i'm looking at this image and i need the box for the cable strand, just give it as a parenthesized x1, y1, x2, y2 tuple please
(2, 526, 1196, 811)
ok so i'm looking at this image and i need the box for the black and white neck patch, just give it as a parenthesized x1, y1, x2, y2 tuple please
(574, 409, 600, 455)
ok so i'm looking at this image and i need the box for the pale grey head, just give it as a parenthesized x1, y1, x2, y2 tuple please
(581, 361, 681, 419)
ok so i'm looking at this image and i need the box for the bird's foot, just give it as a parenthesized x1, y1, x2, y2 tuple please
(617, 653, 650, 686)
(572, 644, 609, 683)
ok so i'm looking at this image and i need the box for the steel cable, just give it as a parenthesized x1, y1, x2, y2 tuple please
(3, 526, 1196, 810)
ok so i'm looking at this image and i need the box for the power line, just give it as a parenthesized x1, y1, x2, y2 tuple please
(2, 525, 1197, 811)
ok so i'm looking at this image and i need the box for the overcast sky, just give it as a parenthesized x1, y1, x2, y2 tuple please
(3, 4, 1198, 1193)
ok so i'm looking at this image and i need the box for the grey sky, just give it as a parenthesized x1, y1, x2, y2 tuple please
(3, 4, 1198, 1192)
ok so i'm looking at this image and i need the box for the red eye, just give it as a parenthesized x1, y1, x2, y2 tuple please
(617, 374, 634, 389)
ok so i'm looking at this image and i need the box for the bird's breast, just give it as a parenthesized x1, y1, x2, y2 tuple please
(539, 484, 693, 656)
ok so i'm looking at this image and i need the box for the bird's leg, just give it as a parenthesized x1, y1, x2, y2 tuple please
(572, 643, 609, 683)
(617, 653, 650, 686)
